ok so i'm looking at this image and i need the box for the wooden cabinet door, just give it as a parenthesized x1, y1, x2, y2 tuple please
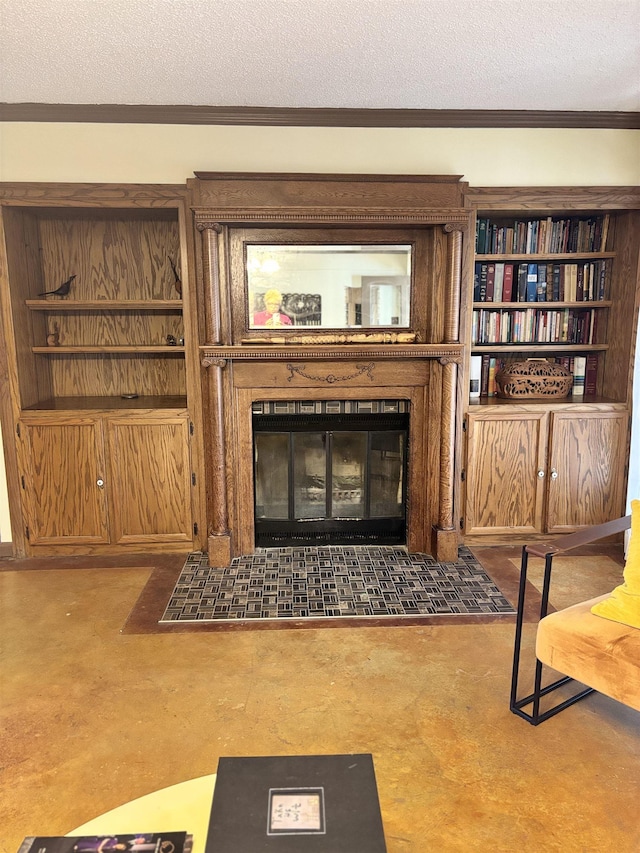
(546, 411, 629, 532)
(106, 415, 193, 545)
(465, 411, 549, 535)
(19, 417, 110, 545)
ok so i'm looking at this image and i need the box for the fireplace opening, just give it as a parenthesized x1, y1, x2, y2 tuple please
(253, 403, 409, 547)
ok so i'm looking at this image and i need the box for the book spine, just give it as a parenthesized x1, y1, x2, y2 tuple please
(502, 264, 514, 302)
(477, 218, 488, 253)
(487, 356, 497, 397)
(536, 264, 547, 301)
(517, 263, 528, 302)
(493, 263, 504, 303)
(480, 354, 490, 396)
(473, 262, 481, 302)
(526, 263, 538, 302)
(478, 263, 488, 302)
(469, 355, 482, 399)
(585, 353, 598, 396)
(486, 262, 495, 302)
(572, 355, 587, 396)
(552, 264, 561, 301)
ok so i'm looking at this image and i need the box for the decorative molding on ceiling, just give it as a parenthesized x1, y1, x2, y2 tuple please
(1, 104, 639, 129)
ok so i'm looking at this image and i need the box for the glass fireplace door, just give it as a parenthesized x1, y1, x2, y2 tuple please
(254, 418, 407, 546)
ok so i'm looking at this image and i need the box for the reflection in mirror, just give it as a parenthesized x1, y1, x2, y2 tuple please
(247, 244, 412, 329)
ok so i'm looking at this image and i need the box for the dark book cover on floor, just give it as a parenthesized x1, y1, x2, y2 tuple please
(205, 754, 387, 852)
(16, 834, 190, 853)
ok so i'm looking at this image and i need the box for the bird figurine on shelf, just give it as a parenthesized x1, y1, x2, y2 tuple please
(168, 256, 182, 297)
(46, 322, 60, 346)
(38, 274, 76, 298)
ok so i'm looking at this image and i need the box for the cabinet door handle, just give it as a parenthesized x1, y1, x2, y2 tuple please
(537, 470, 545, 478)
(96, 478, 105, 488)
(550, 468, 558, 480)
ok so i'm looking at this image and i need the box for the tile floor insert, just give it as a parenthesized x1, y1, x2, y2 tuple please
(160, 545, 515, 623)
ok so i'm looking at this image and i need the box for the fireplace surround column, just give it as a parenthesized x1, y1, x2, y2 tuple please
(432, 224, 464, 561)
(199, 221, 232, 567)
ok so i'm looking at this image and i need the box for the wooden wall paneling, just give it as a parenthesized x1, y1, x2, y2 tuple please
(604, 211, 640, 403)
(49, 353, 186, 398)
(38, 215, 181, 301)
(0, 211, 27, 552)
(3, 210, 53, 408)
(39, 309, 185, 347)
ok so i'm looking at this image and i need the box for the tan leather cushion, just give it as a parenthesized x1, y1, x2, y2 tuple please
(536, 594, 640, 712)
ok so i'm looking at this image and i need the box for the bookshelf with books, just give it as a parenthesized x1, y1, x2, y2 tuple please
(463, 187, 640, 539)
(469, 202, 637, 404)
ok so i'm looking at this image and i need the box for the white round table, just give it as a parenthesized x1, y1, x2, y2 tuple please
(68, 774, 217, 853)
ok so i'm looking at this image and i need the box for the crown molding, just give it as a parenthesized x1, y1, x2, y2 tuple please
(1, 103, 639, 129)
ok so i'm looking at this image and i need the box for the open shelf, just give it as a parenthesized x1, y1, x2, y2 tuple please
(475, 252, 616, 262)
(22, 395, 188, 411)
(32, 346, 185, 354)
(26, 299, 183, 311)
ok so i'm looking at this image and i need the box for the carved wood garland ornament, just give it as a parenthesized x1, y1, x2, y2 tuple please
(286, 362, 376, 383)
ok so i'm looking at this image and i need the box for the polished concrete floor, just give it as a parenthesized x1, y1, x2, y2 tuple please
(1, 544, 638, 853)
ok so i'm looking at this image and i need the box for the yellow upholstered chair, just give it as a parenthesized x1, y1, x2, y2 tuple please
(510, 512, 640, 725)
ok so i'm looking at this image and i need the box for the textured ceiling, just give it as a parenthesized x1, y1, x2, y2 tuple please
(0, 0, 639, 112)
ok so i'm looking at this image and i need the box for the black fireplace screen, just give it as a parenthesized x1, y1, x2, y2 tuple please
(253, 411, 409, 546)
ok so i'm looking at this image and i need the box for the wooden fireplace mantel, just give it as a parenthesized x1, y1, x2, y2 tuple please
(193, 172, 470, 566)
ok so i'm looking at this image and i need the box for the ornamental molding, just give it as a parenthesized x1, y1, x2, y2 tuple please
(200, 344, 462, 363)
(286, 362, 376, 384)
(193, 208, 469, 226)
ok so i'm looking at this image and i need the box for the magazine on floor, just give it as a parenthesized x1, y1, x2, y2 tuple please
(16, 833, 192, 853)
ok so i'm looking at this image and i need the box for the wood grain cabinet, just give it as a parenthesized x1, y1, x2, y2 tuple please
(105, 414, 193, 546)
(0, 184, 206, 556)
(464, 406, 629, 537)
(18, 416, 111, 546)
(17, 412, 194, 551)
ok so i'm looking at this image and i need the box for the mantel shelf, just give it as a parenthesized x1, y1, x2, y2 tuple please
(32, 345, 186, 354)
(26, 300, 183, 311)
(200, 343, 464, 361)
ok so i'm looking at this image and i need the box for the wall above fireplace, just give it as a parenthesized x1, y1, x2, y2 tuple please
(191, 173, 472, 566)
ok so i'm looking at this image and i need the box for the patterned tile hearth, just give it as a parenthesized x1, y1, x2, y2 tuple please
(160, 545, 515, 623)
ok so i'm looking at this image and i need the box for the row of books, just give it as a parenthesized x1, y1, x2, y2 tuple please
(476, 214, 610, 255)
(473, 261, 608, 304)
(472, 307, 599, 345)
(469, 354, 597, 399)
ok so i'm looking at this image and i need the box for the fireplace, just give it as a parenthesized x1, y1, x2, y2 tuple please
(253, 401, 409, 546)
(193, 171, 468, 566)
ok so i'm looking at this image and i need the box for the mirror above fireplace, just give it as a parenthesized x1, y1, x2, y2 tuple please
(246, 243, 412, 330)
(229, 227, 432, 343)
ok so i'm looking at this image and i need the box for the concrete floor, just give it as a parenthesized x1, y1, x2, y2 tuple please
(1, 545, 638, 853)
